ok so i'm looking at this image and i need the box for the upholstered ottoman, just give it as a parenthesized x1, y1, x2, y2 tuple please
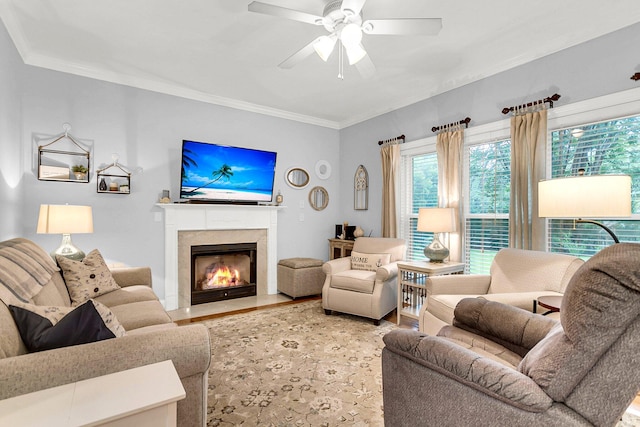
(277, 258, 324, 299)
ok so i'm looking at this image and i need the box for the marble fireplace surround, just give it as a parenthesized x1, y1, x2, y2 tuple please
(158, 204, 280, 310)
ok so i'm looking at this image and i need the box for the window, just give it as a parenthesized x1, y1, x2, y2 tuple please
(400, 147, 438, 260)
(465, 140, 511, 273)
(547, 115, 640, 257)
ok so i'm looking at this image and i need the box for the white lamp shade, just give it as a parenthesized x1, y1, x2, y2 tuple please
(417, 207, 457, 233)
(538, 175, 631, 218)
(345, 43, 367, 65)
(37, 204, 94, 234)
(313, 35, 336, 62)
(340, 23, 362, 47)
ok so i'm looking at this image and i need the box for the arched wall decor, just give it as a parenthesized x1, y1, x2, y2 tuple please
(354, 164, 368, 210)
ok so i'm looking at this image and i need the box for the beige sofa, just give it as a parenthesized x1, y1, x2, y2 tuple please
(419, 248, 584, 335)
(0, 238, 211, 427)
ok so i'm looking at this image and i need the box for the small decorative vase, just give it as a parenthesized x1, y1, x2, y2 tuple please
(353, 226, 365, 238)
(99, 177, 107, 191)
(275, 190, 283, 205)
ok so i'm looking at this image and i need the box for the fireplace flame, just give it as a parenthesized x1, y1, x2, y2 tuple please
(203, 266, 240, 289)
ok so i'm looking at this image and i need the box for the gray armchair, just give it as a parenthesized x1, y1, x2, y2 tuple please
(382, 243, 640, 427)
(322, 237, 406, 325)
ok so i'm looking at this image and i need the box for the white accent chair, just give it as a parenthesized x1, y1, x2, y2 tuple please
(322, 237, 406, 325)
(419, 248, 584, 335)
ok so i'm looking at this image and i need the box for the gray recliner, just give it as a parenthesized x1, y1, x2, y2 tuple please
(322, 237, 406, 325)
(382, 243, 640, 427)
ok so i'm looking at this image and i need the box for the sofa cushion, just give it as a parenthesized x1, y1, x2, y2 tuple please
(330, 270, 376, 293)
(109, 300, 173, 330)
(56, 250, 121, 306)
(0, 238, 60, 304)
(350, 251, 391, 272)
(427, 294, 478, 326)
(9, 299, 125, 352)
(94, 285, 160, 308)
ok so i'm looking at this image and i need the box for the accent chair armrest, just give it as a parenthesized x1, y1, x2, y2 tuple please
(383, 329, 552, 412)
(426, 274, 491, 295)
(452, 298, 558, 356)
(375, 261, 398, 282)
(322, 257, 352, 275)
(109, 266, 152, 288)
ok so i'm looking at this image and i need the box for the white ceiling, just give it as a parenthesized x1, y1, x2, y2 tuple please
(1, 0, 640, 129)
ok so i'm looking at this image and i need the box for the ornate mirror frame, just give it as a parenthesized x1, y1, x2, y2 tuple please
(309, 186, 329, 211)
(285, 167, 310, 189)
(354, 165, 369, 210)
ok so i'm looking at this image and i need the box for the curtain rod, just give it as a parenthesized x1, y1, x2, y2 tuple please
(377, 134, 405, 146)
(631, 72, 640, 81)
(431, 117, 471, 133)
(501, 93, 561, 115)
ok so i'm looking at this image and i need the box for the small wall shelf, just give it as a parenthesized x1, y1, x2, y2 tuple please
(97, 162, 131, 194)
(37, 124, 91, 183)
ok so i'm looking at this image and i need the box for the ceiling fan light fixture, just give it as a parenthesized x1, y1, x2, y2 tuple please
(313, 35, 337, 62)
(340, 23, 362, 47)
(346, 43, 367, 65)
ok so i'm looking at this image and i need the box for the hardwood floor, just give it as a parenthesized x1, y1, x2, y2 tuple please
(175, 295, 418, 330)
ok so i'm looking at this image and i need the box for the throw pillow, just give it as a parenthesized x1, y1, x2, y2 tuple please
(351, 251, 392, 272)
(56, 249, 120, 306)
(9, 299, 126, 353)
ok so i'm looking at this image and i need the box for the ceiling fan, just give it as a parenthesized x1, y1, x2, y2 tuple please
(248, 0, 442, 78)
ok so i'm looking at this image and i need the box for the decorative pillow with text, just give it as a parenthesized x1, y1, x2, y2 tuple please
(56, 249, 120, 306)
(9, 299, 126, 352)
(351, 251, 391, 272)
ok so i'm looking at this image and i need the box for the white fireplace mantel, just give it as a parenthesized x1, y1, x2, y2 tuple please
(157, 203, 282, 310)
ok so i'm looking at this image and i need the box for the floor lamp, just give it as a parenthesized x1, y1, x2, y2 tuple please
(37, 204, 94, 260)
(538, 174, 631, 243)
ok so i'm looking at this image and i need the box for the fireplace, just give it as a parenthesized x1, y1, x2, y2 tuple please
(158, 204, 280, 311)
(190, 242, 257, 305)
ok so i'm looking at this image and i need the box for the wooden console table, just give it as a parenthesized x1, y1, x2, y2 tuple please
(397, 260, 465, 325)
(328, 238, 355, 260)
(0, 360, 185, 426)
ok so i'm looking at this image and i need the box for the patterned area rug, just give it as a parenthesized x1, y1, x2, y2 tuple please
(202, 300, 393, 426)
(201, 300, 640, 427)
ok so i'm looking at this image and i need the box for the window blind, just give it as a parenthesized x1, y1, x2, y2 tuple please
(465, 140, 511, 273)
(548, 115, 640, 256)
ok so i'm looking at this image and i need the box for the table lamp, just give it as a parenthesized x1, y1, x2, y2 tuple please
(37, 204, 94, 260)
(417, 207, 457, 262)
(538, 174, 631, 243)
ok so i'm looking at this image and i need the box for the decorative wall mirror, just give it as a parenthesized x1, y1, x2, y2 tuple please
(315, 160, 332, 180)
(309, 186, 329, 211)
(354, 165, 369, 210)
(285, 167, 310, 189)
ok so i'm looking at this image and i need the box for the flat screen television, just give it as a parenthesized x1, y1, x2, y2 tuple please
(179, 140, 277, 204)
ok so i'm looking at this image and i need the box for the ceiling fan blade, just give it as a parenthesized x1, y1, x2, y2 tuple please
(278, 37, 322, 69)
(362, 18, 442, 35)
(355, 53, 376, 79)
(248, 1, 323, 25)
(341, 0, 367, 17)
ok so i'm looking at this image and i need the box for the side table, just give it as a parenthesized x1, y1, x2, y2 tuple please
(397, 260, 465, 325)
(328, 238, 355, 260)
(535, 295, 563, 314)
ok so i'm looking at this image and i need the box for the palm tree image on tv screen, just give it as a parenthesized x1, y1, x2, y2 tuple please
(179, 140, 277, 204)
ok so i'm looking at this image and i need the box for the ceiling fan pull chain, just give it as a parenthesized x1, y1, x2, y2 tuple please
(338, 40, 344, 80)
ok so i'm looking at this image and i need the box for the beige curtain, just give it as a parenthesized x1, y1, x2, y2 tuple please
(509, 109, 547, 250)
(436, 129, 464, 261)
(380, 143, 400, 237)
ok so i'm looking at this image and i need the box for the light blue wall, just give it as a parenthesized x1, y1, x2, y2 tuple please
(1, 19, 639, 299)
(0, 19, 23, 240)
(0, 22, 340, 300)
(338, 22, 640, 236)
